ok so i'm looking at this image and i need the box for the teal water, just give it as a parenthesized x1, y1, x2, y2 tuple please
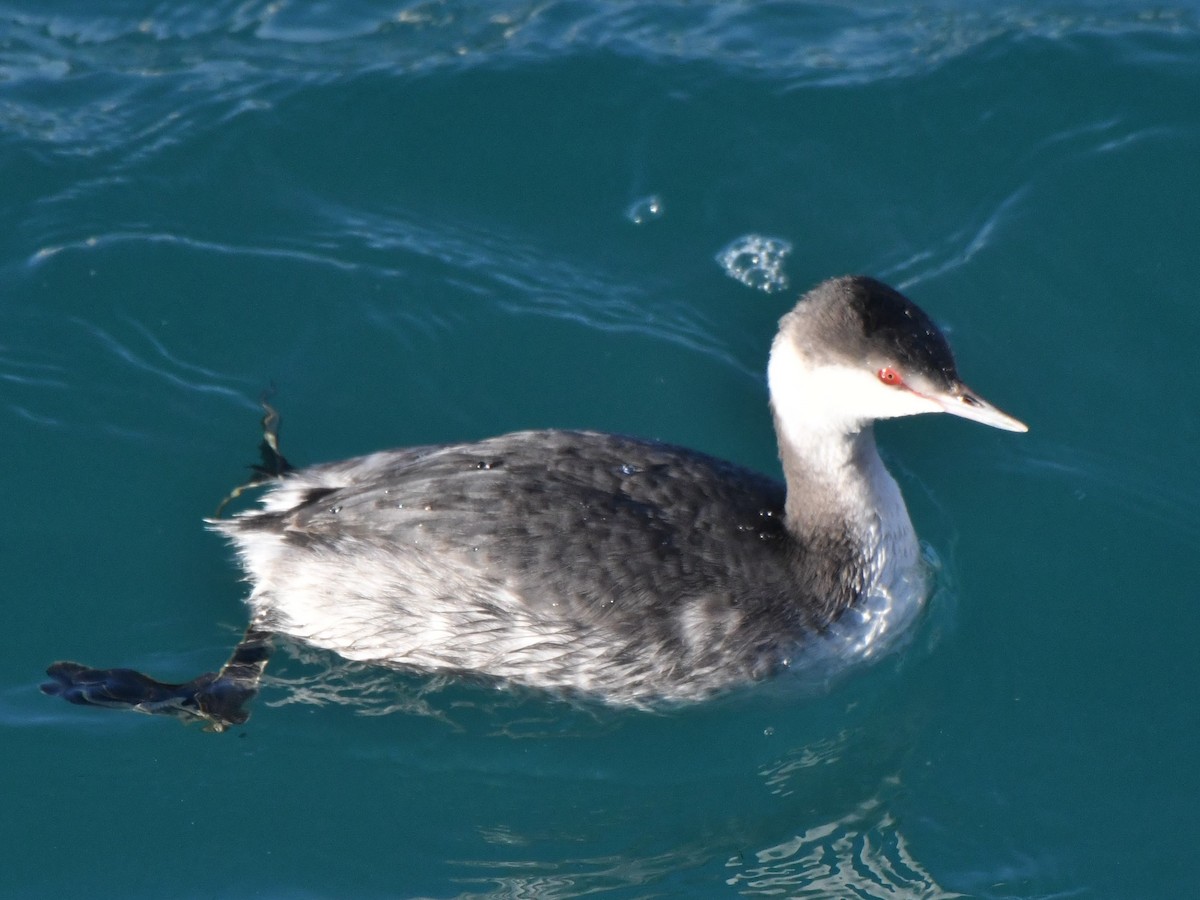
(3, 2, 1198, 896)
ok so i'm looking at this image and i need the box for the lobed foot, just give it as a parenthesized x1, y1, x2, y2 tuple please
(213, 395, 295, 517)
(42, 661, 255, 732)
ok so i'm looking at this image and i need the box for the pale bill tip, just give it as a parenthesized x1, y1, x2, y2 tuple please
(940, 386, 1028, 433)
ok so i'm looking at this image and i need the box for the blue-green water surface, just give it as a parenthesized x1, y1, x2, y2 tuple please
(2, 3, 1198, 897)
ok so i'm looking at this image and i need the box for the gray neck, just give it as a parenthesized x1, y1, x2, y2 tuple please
(772, 413, 920, 610)
(777, 422, 873, 533)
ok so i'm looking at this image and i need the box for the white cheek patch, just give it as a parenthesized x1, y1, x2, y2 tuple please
(767, 338, 942, 446)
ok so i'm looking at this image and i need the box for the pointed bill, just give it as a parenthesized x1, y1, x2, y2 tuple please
(932, 383, 1028, 432)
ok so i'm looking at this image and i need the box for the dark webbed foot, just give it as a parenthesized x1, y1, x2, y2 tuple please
(41, 663, 250, 731)
(252, 396, 294, 480)
(46, 393, 288, 731)
(43, 629, 273, 732)
(214, 394, 295, 517)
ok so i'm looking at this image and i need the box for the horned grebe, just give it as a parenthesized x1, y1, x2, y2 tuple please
(43, 276, 1026, 730)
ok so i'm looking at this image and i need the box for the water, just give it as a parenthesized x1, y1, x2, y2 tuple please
(3, 2, 1197, 896)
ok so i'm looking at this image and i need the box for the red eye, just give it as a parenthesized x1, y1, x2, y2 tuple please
(877, 367, 902, 386)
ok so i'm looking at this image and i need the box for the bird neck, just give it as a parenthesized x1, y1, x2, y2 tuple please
(766, 333, 918, 566)
(773, 418, 906, 541)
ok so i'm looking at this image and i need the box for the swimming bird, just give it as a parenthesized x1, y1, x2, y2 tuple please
(42, 275, 1026, 730)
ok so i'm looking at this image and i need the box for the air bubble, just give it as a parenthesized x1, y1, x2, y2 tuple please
(626, 194, 664, 224)
(716, 234, 792, 293)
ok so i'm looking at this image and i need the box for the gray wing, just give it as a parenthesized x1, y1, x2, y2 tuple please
(222, 431, 811, 624)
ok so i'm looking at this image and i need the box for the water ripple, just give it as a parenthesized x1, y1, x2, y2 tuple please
(886, 184, 1031, 289)
(0, 305, 261, 438)
(1005, 442, 1200, 547)
(30, 229, 363, 274)
(2, 2, 1196, 169)
(19, 204, 763, 412)
(725, 795, 962, 898)
(326, 204, 761, 379)
(71, 315, 258, 409)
